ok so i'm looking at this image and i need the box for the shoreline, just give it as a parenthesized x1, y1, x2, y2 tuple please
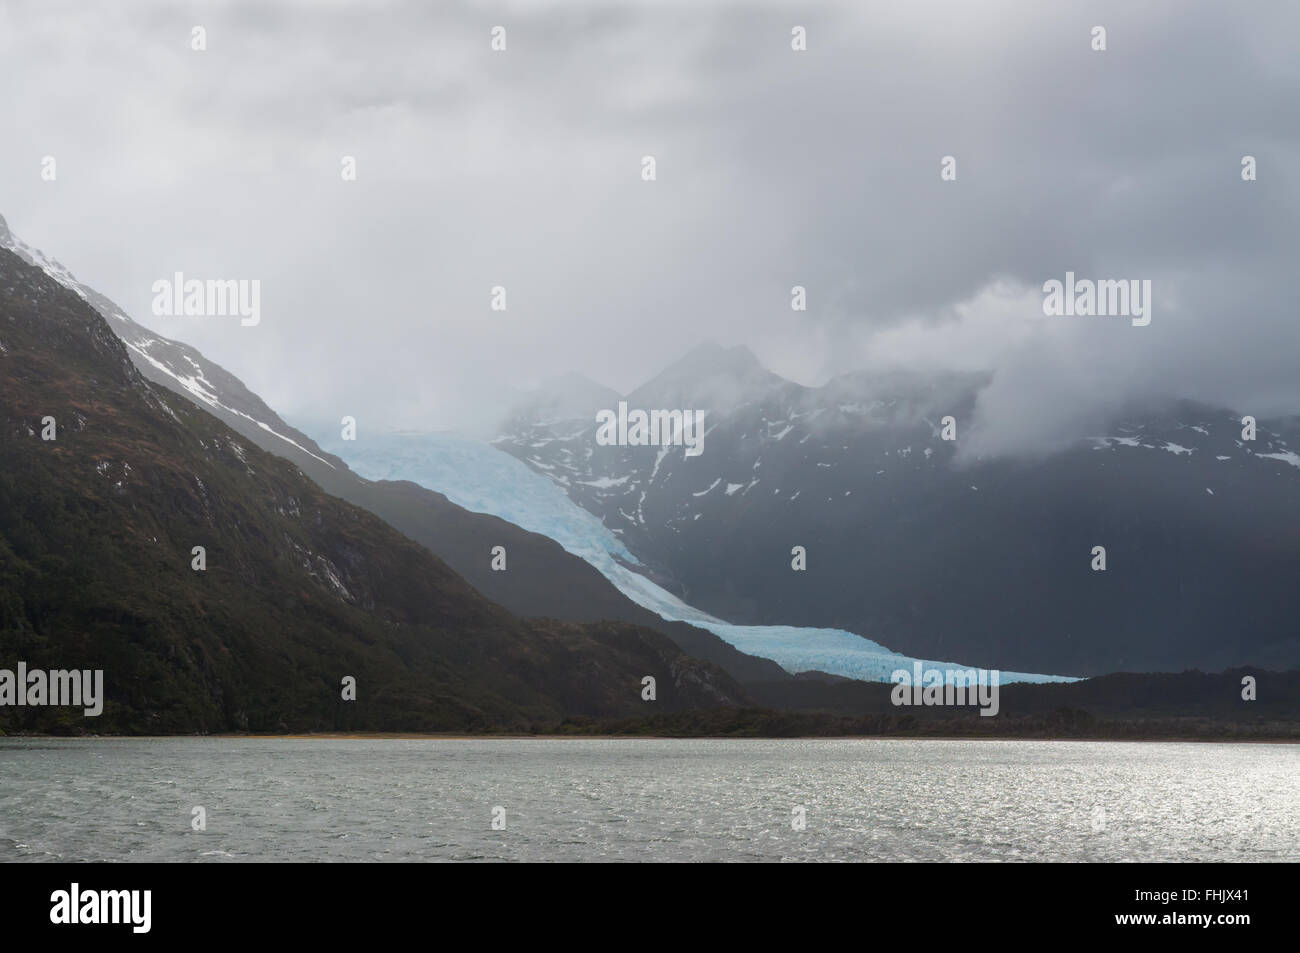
(3, 732, 1296, 744)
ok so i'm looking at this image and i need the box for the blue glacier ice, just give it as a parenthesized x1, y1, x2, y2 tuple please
(311, 429, 1078, 686)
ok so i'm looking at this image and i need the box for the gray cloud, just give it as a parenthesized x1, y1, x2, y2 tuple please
(2, 0, 1296, 449)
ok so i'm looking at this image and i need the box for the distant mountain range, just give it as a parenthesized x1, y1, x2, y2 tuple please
(496, 342, 1300, 676)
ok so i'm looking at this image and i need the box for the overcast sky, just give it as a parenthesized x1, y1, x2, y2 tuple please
(3, 0, 1297, 451)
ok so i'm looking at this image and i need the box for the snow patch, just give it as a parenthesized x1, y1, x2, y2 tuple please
(1257, 450, 1300, 469)
(692, 478, 722, 497)
(578, 475, 630, 489)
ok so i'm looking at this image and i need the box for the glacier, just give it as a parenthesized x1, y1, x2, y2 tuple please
(311, 429, 1078, 686)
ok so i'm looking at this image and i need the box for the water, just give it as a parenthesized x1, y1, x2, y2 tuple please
(0, 738, 1295, 862)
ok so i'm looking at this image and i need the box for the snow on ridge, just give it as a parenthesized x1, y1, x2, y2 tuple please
(128, 341, 336, 469)
(1092, 436, 1198, 457)
(692, 477, 722, 497)
(578, 475, 630, 488)
(1257, 450, 1300, 469)
(1, 230, 89, 301)
(3, 218, 337, 471)
(649, 444, 671, 482)
(1091, 434, 1300, 473)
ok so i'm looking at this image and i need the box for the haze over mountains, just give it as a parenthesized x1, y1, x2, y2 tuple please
(2, 209, 1296, 740)
(0, 213, 797, 693)
(1, 214, 1071, 687)
(0, 232, 752, 732)
(497, 342, 1300, 676)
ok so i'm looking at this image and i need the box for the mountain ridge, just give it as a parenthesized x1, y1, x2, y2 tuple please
(0, 243, 748, 732)
(0, 214, 789, 688)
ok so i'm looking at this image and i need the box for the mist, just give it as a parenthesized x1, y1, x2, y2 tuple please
(2, 0, 1296, 454)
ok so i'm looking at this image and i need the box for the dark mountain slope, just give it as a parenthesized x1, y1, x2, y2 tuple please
(0, 214, 787, 687)
(0, 247, 745, 733)
(118, 344, 785, 685)
(320, 475, 786, 683)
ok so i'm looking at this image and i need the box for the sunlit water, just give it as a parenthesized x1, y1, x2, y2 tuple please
(0, 738, 1295, 862)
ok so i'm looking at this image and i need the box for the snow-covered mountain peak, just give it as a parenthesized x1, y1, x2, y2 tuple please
(628, 340, 786, 411)
(0, 211, 337, 470)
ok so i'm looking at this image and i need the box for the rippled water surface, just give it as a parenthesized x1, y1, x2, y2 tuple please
(0, 738, 1295, 861)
